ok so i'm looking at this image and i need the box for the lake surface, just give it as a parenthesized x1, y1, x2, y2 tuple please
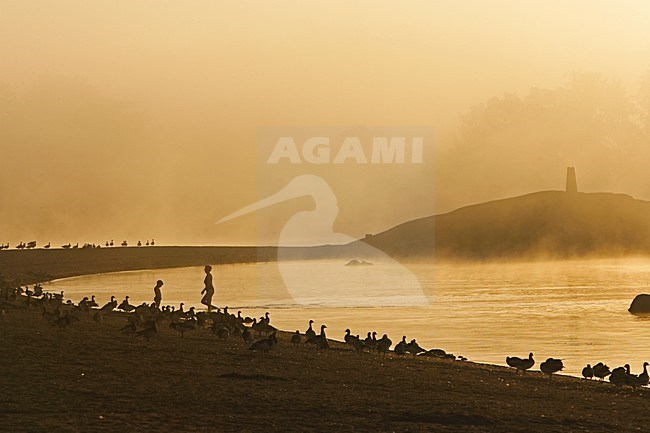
(44, 258, 650, 377)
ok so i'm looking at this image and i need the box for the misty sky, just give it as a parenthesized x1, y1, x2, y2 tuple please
(2, 1, 650, 246)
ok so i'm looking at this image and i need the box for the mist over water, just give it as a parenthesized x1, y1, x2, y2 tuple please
(45, 258, 650, 377)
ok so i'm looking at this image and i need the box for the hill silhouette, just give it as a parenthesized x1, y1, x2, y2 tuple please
(359, 191, 650, 260)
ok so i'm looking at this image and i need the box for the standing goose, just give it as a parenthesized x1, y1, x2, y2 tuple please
(169, 320, 196, 338)
(582, 364, 594, 380)
(251, 318, 276, 336)
(540, 358, 564, 379)
(344, 329, 356, 346)
(314, 325, 328, 351)
(305, 320, 316, 340)
(99, 296, 117, 313)
(291, 330, 301, 347)
(376, 334, 392, 355)
(118, 296, 135, 312)
(506, 352, 535, 374)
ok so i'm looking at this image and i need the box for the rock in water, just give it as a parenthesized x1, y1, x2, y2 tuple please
(629, 294, 650, 314)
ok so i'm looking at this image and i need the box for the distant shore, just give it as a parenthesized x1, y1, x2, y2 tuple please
(0, 245, 358, 285)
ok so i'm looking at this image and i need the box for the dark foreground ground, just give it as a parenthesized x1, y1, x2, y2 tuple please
(2, 306, 650, 433)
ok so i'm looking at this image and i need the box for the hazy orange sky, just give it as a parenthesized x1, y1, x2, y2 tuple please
(2, 1, 650, 246)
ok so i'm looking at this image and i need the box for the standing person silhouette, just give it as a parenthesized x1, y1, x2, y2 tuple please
(201, 265, 217, 312)
(153, 279, 164, 309)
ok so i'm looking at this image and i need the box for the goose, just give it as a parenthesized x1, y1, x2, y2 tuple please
(151, 239, 155, 246)
(137, 241, 142, 247)
(146, 240, 150, 246)
(105, 241, 110, 247)
(376, 334, 392, 355)
(291, 330, 301, 347)
(364, 332, 377, 353)
(252, 318, 276, 336)
(623, 364, 644, 388)
(110, 240, 114, 247)
(99, 296, 117, 313)
(593, 362, 611, 381)
(117, 296, 135, 312)
(352, 336, 366, 352)
(136, 321, 158, 341)
(394, 336, 407, 356)
(506, 353, 535, 374)
(305, 320, 316, 340)
(315, 325, 329, 351)
(540, 358, 564, 379)
(169, 321, 196, 338)
(72, 243, 79, 249)
(582, 364, 594, 380)
(344, 329, 357, 346)
(609, 366, 630, 387)
(406, 339, 425, 357)
(78, 297, 90, 312)
(249, 332, 277, 355)
(43, 242, 50, 249)
(88, 295, 98, 308)
(305, 325, 328, 351)
(240, 312, 254, 324)
(260, 312, 271, 324)
(61, 243, 71, 249)
(121, 240, 128, 247)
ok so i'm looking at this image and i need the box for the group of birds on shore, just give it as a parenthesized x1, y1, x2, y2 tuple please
(1, 285, 459, 361)
(0, 239, 156, 250)
(4, 284, 650, 389)
(506, 352, 650, 388)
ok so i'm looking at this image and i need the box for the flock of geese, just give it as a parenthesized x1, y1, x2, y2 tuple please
(505, 352, 650, 387)
(0, 239, 156, 250)
(2, 284, 650, 389)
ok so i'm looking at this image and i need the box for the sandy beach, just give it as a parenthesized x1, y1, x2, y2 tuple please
(1, 251, 650, 433)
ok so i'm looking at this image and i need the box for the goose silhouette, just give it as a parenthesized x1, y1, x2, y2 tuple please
(217, 175, 429, 307)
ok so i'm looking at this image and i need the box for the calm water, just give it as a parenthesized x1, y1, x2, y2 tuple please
(44, 258, 650, 377)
